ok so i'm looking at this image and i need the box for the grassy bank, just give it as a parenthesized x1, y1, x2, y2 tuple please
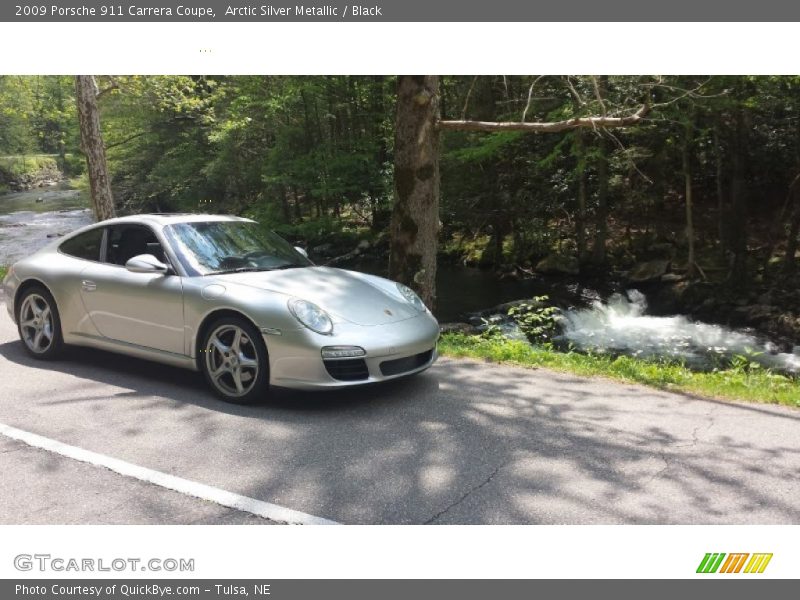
(439, 333, 800, 407)
(0, 266, 6, 280)
(0, 154, 59, 179)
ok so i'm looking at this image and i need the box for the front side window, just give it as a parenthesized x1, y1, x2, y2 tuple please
(59, 228, 104, 262)
(167, 221, 312, 275)
(105, 225, 167, 266)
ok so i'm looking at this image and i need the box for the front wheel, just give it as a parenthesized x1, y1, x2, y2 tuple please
(200, 316, 269, 404)
(16, 285, 64, 359)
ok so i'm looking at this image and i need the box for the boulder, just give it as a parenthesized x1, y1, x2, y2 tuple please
(737, 304, 775, 323)
(627, 259, 670, 282)
(535, 254, 579, 276)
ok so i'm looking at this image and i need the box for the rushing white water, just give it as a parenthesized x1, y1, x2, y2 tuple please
(557, 290, 800, 374)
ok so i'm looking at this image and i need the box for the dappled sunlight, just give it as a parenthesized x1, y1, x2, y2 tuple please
(2, 334, 800, 524)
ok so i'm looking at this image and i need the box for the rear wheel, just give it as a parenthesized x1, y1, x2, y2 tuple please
(16, 285, 64, 359)
(200, 316, 269, 404)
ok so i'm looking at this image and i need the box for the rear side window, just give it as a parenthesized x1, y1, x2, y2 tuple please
(59, 228, 104, 262)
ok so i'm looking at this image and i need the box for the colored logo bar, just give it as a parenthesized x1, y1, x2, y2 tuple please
(696, 553, 773, 574)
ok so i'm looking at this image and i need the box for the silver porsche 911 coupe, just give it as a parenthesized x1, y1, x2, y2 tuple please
(2, 214, 439, 403)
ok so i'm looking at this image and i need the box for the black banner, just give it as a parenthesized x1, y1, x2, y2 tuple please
(3, 580, 799, 600)
(3, 0, 800, 22)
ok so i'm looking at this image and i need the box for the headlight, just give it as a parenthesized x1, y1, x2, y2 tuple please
(396, 283, 426, 311)
(288, 299, 333, 335)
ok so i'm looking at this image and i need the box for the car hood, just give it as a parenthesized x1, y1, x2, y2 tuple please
(214, 266, 421, 326)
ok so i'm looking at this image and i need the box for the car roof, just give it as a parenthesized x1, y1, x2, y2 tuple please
(96, 213, 254, 227)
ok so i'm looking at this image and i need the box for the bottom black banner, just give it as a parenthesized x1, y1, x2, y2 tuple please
(1, 580, 796, 600)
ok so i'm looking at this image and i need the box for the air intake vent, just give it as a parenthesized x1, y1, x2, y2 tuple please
(324, 358, 369, 381)
(380, 349, 434, 377)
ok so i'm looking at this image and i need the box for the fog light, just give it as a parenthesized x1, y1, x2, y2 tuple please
(321, 346, 366, 359)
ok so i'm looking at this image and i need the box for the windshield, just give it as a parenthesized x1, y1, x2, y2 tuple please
(166, 221, 313, 275)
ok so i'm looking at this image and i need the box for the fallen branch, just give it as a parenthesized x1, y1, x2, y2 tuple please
(438, 103, 649, 134)
(438, 104, 650, 133)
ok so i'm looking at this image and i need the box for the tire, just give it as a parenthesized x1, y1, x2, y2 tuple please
(16, 284, 64, 360)
(200, 316, 269, 404)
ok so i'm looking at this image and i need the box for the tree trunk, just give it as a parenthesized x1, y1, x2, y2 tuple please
(785, 188, 800, 274)
(292, 184, 302, 220)
(713, 122, 727, 258)
(591, 134, 610, 265)
(389, 75, 440, 309)
(279, 184, 291, 221)
(784, 117, 800, 274)
(590, 76, 610, 266)
(573, 129, 588, 263)
(75, 75, 115, 221)
(683, 119, 696, 277)
(728, 109, 748, 285)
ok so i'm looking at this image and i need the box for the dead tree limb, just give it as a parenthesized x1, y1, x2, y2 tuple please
(439, 103, 650, 134)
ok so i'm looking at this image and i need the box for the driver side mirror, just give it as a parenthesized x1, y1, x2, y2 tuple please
(125, 254, 170, 274)
(294, 246, 309, 258)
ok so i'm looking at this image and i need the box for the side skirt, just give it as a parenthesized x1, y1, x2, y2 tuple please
(65, 332, 199, 371)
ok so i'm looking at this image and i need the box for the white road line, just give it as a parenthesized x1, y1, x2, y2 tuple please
(0, 422, 339, 525)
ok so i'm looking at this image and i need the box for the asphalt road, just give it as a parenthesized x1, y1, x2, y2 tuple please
(1, 298, 799, 524)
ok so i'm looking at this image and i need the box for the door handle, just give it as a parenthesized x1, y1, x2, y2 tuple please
(81, 280, 97, 292)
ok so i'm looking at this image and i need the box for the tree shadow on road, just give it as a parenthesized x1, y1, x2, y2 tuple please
(2, 339, 800, 525)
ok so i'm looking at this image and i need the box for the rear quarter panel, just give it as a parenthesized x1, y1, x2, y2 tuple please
(8, 250, 101, 338)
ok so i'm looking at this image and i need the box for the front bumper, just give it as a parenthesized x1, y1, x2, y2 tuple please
(265, 311, 440, 389)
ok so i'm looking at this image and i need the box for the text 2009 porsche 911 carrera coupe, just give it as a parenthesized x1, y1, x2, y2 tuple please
(2, 214, 439, 403)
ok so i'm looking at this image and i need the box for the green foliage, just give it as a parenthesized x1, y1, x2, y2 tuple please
(507, 295, 559, 343)
(728, 348, 765, 373)
(445, 131, 524, 163)
(272, 216, 372, 250)
(479, 317, 505, 341)
(0, 154, 58, 179)
(0, 76, 78, 160)
(441, 232, 492, 264)
(439, 333, 800, 407)
(2, 74, 800, 289)
(94, 75, 395, 221)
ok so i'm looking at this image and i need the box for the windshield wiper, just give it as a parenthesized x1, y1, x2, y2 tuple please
(206, 263, 305, 275)
(207, 266, 269, 275)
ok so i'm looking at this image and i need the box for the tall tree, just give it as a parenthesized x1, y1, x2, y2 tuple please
(572, 129, 589, 264)
(728, 107, 748, 285)
(785, 180, 800, 274)
(590, 76, 611, 266)
(590, 133, 610, 265)
(389, 75, 440, 308)
(75, 75, 115, 221)
(682, 114, 696, 277)
(392, 76, 649, 306)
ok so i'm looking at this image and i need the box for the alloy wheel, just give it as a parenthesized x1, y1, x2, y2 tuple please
(205, 324, 260, 398)
(19, 293, 54, 354)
